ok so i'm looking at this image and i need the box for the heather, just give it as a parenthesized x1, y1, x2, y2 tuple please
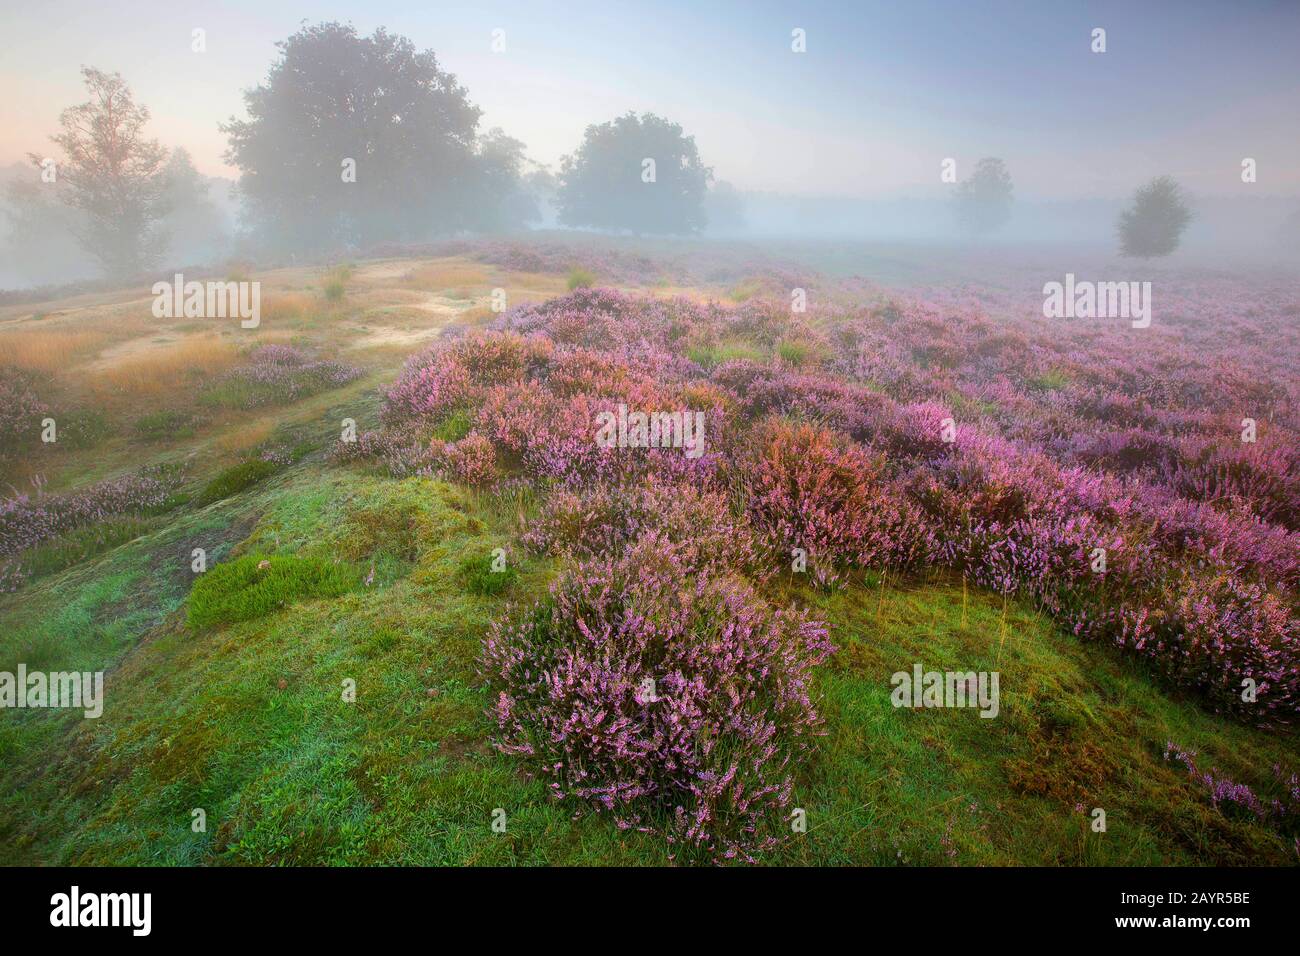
(0, 466, 185, 590)
(0, 365, 49, 461)
(358, 283, 1300, 724)
(480, 535, 834, 861)
(4, 243, 1299, 868)
(201, 344, 363, 410)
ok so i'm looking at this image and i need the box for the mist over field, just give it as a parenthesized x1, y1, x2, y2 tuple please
(0, 1, 1298, 884)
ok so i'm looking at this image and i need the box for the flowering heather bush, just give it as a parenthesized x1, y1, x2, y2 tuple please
(0, 365, 49, 459)
(205, 345, 362, 409)
(524, 477, 755, 576)
(0, 466, 185, 589)
(741, 419, 934, 573)
(1164, 742, 1299, 835)
(481, 534, 833, 860)
(356, 281, 1300, 724)
(429, 431, 498, 486)
(330, 427, 437, 478)
(383, 331, 551, 425)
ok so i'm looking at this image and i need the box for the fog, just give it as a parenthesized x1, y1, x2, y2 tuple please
(0, 2, 1297, 291)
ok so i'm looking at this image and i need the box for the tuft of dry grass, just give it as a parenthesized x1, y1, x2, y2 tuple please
(402, 261, 491, 292)
(1, 328, 113, 371)
(214, 418, 274, 454)
(91, 334, 239, 396)
(261, 293, 315, 324)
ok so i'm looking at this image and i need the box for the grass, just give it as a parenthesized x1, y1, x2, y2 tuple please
(91, 335, 239, 396)
(195, 459, 280, 505)
(17, 517, 157, 581)
(187, 553, 359, 629)
(0, 328, 112, 371)
(457, 550, 519, 596)
(2, 462, 1294, 866)
(322, 266, 353, 303)
(403, 261, 492, 291)
(431, 409, 474, 443)
(685, 336, 766, 368)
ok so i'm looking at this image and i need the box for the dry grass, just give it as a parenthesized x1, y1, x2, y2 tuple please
(459, 305, 497, 327)
(261, 293, 315, 325)
(402, 261, 492, 292)
(91, 334, 239, 396)
(0, 328, 113, 371)
(214, 418, 275, 454)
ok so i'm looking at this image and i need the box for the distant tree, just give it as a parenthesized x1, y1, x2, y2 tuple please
(222, 22, 491, 252)
(557, 112, 712, 234)
(704, 180, 747, 233)
(1117, 176, 1193, 258)
(953, 157, 1014, 237)
(2, 173, 91, 285)
(160, 148, 228, 264)
(33, 68, 169, 277)
(472, 128, 540, 232)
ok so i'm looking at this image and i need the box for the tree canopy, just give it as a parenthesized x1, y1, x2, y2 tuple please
(556, 112, 712, 235)
(953, 157, 1014, 237)
(1117, 175, 1192, 258)
(222, 22, 529, 252)
(35, 68, 170, 276)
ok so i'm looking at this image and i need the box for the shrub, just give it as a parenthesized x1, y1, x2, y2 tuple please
(383, 332, 551, 425)
(566, 267, 595, 290)
(431, 431, 498, 486)
(201, 345, 363, 410)
(481, 535, 833, 861)
(0, 466, 184, 561)
(0, 366, 49, 459)
(188, 553, 358, 629)
(524, 476, 753, 575)
(742, 419, 934, 573)
(196, 459, 280, 505)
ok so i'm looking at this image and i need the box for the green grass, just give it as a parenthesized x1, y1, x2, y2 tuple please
(134, 410, 201, 441)
(457, 551, 519, 596)
(431, 409, 474, 443)
(188, 553, 359, 629)
(1, 452, 1295, 867)
(196, 459, 280, 505)
(685, 337, 766, 369)
(19, 517, 157, 581)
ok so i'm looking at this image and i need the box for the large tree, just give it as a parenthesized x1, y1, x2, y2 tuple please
(160, 148, 229, 264)
(32, 68, 169, 277)
(556, 112, 712, 234)
(1117, 175, 1192, 258)
(953, 157, 1014, 237)
(223, 22, 521, 252)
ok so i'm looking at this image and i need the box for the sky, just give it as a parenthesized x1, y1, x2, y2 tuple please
(1, 0, 1297, 199)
